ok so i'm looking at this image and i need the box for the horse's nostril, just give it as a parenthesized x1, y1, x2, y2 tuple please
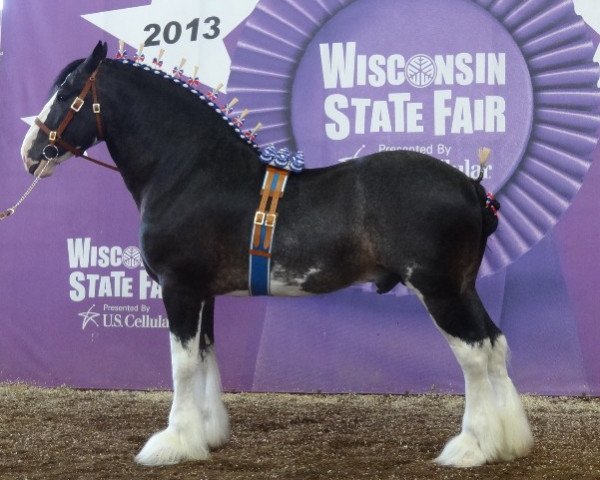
(28, 162, 40, 175)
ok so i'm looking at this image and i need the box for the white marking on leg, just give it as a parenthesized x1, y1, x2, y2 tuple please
(136, 320, 208, 465)
(436, 335, 505, 467)
(406, 280, 531, 466)
(198, 347, 230, 448)
(487, 335, 533, 460)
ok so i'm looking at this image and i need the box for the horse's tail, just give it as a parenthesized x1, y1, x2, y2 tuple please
(472, 179, 500, 237)
(472, 147, 500, 237)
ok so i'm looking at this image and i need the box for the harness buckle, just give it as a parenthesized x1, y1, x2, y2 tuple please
(254, 211, 266, 226)
(93, 103, 101, 114)
(49, 131, 57, 142)
(71, 97, 84, 112)
(265, 213, 277, 228)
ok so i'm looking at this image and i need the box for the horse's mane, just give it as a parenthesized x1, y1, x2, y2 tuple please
(111, 58, 261, 153)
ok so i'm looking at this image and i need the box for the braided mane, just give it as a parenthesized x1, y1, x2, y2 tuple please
(113, 58, 261, 153)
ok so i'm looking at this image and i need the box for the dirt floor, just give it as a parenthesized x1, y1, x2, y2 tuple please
(0, 385, 599, 480)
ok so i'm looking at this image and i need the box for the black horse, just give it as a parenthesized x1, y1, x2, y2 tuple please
(21, 42, 532, 467)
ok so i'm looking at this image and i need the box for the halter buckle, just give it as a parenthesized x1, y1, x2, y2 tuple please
(49, 131, 57, 142)
(93, 103, 101, 114)
(71, 97, 84, 112)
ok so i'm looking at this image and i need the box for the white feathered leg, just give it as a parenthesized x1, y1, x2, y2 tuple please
(198, 344, 230, 448)
(407, 278, 532, 468)
(435, 335, 505, 467)
(487, 335, 533, 460)
(436, 334, 532, 467)
(136, 330, 210, 466)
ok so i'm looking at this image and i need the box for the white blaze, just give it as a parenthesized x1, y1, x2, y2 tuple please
(20, 92, 74, 177)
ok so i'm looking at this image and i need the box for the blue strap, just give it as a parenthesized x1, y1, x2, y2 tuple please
(248, 169, 285, 296)
(249, 241, 271, 296)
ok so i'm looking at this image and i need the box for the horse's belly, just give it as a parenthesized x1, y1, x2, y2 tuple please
(225, 265, 318, 297)
(225, 264, 375, 297)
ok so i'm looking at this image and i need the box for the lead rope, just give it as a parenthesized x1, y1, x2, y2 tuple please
(0, 159, 54, 221)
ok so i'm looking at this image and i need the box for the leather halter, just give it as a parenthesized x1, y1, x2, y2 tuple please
(35, 64, 118, 172)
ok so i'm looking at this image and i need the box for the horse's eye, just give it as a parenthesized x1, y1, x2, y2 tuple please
(57, 93, 67, 102)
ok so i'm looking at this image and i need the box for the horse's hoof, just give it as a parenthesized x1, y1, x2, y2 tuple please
(135, 428, 209, 466)
(434, 432, 487, 467)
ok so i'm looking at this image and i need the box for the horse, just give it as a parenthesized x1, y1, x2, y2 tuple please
(20, 42, 533, 468)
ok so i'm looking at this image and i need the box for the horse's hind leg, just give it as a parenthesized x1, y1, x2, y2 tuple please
(408, 275, 533, 467)
(135, 288, 229, 466)
(485, 333, 533, 462)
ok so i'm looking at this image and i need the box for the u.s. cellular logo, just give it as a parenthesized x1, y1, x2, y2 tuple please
(67, 237, 162, 302)
(78, 304, 168, 331)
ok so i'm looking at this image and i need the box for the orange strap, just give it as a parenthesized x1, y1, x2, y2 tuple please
(263, 173, 287, 249)
(252, 167, 289, 250)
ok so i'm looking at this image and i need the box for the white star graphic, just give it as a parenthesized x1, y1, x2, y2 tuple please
(78, 305, 100, 330)
(573, 0, 600, 87)
(81, 0, 259, 91)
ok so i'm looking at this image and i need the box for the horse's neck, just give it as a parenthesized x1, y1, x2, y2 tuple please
(100, 62, 263, 206)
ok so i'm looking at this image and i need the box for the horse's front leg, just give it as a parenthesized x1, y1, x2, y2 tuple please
(198, 298, 230, 450)
(135, 287, 229, 466)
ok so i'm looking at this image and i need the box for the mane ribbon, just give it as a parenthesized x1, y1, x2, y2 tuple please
(34, 63, 118, 172)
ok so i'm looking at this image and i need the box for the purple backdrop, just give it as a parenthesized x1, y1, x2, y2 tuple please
(1, 0, 599, 395)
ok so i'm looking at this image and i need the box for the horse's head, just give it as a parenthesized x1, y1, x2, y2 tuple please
(21, 41, 108, 177)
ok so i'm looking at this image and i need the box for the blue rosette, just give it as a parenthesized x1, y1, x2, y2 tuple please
(290, 151, 305, 173)
(274, 147, 291, 168)
(259, 144, 278, 165)
(259, 145, 305, 173)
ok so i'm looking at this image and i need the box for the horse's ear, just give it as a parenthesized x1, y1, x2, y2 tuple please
(83, 41, 108, 73)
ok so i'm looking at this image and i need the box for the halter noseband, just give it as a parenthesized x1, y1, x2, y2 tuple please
(35, 64, 118, 172)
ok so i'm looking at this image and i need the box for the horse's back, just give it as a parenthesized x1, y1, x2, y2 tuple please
(288, 149, 483, 239)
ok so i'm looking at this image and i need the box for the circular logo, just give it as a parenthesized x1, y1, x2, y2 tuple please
(405, 54, 436, 88)
(288, 0, 533, 195)
(122, 246, 142, 269)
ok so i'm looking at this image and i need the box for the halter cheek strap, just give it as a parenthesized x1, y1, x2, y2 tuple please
(35, 65, 118, 172)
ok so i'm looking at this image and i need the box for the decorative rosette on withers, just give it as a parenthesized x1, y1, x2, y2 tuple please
(260, 145, 305, 173)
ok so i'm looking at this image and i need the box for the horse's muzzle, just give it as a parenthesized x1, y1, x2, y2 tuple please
(28, 162, 40, 175)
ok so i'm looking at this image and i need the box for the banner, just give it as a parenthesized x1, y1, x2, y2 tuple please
(1, 0, 599, 395)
